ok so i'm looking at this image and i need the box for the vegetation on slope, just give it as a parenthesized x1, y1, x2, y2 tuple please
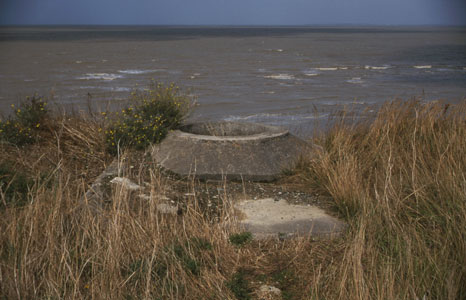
(0, 91, 464, 299)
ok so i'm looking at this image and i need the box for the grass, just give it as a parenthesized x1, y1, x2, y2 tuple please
(0, 161, 32, 208)
(227, 269, 252, 300)
(0, 95, 465, 299)
(229, 232, 253, 247)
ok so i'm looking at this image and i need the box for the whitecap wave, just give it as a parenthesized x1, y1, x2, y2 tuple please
(224, 113, 281, 122)
(78, 73, 123, 81)
(413, 65, 432, 69)
(260, 91, 276, 94)
(303, 70, 320, 76)
(317, 67, 338, 71)
(118, 69, 162, 75)
(347, 77, 364, 84)
(104, 87, 131, 92)
(365, 65, 390, 70)
(264, 74, 295, 80)
(224, 113, 328, 124)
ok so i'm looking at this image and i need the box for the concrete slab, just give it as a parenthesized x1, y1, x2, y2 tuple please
(152, 122, 313, 181)
(235, 198, 346, 239)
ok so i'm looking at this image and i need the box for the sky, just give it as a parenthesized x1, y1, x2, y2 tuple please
(1, 0, 465, 26)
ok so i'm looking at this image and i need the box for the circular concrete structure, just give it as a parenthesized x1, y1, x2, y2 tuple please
(152, 122, 312, 181)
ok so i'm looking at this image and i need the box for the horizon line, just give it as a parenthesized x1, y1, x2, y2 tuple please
(1, 23, 465, 27)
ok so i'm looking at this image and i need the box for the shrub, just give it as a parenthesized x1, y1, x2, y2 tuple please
(0, 96, 48, 146)
(105, 82, 192, 155)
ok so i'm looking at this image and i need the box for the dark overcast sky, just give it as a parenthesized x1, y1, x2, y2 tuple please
(1, 0, 465, 26)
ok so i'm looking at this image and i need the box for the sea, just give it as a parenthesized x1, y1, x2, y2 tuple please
(1, 26, 465, 134)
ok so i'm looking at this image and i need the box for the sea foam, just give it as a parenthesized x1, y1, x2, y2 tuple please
(365, 65, 390, 70)
(118, 69, 162, 74)
(264, 74, 295, 80)
(317, 67, 338, 71)
(347, 77, 364, 84)
(78, 73, 123, 81)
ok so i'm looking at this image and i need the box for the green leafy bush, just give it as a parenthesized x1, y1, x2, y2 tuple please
(0, 96, 48, 146)
(105, 82, 191, 155)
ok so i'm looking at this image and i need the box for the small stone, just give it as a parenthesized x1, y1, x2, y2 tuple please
(110, 177, 143, 191)
(138, 194, 151, 200)
(157, 203, 178, 215)
(257, 285, 282, 300)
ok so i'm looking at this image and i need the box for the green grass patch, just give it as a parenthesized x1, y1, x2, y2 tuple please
(229, 232, 253, 247)
(226, 269, 252, 300)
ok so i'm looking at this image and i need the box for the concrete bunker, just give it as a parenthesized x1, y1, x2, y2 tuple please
(152, 122, 313, 181)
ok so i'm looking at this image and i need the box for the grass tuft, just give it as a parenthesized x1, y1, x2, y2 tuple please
(229, 232, 253, 247)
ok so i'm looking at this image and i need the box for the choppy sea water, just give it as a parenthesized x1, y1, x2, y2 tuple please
(0, 26, 465, 134)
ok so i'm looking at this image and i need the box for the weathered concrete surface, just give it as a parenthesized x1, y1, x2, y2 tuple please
(235, 198, 346, 239)
(152, 122, 313, 181)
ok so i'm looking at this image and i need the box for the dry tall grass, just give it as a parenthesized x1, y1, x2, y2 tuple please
(298, 99, 466, 299)
(1, 99, 465, 299)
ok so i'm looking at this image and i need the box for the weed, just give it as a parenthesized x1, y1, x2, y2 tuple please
(229, 232, 253, 247)
(172, 242, 201, 275)
(0, 162, 32, 208)
(190, 237, 213, 251)
(226, 270, 252, 300)
(271, 269, 298, 300)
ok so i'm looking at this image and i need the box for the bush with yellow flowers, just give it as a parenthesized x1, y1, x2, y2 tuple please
(0, 96, 48, 146)
(105, 82, 192, 155)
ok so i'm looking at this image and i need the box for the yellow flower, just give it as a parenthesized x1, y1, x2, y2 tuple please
(36, 123, 40, 128)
